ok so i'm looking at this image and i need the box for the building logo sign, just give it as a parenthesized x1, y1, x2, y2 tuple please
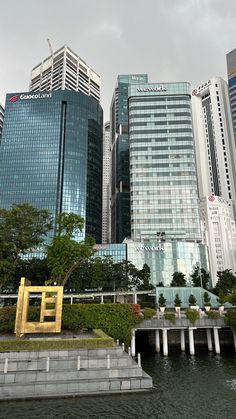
(208, 195, 228, 205)
(137, 85, 166, 93)
(9, 93, 52, 102)
(9, 95, 19, 103)
(134, 245, 164, 252)
(93, 245, 108, 250)
(192, 89, 199, 96)
(208, 195, 215, 202)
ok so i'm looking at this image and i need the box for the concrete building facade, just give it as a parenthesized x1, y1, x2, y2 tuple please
(192, 77, 236, 205)
(199, 195, 236, 285)
(226, 48, 236, 137)
(30, 45, 101, 102)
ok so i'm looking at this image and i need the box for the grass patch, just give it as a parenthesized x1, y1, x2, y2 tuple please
(0, 329, 114, 351)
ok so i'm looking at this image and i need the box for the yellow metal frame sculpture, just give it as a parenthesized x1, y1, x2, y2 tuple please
(15, 278, 63, 338)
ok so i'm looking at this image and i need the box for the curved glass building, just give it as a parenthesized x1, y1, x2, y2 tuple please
(0, 90, 103, 243)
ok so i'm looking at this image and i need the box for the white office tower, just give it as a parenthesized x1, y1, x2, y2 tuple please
(226, 48, 236, 137)
(30, 45, 101, 102)
(200, 195, 236, 286)
(192, 77, 236, 207)
(102, 122, 111, 243)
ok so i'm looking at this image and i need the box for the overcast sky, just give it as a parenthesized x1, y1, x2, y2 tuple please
(1, 0, 236, 120)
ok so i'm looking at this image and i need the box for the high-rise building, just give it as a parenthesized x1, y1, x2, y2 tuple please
(110, 74, 148, 243)
(199, 195, 236, 285)
(0, 102, 4, 139)
(192, 77, 236, 206)
(226, 48, 236, 137)
(128, 82, 201, 242)
(102, 121, 111, 243)
(29, 45, 101, 102)
(0, 90, 103, 243)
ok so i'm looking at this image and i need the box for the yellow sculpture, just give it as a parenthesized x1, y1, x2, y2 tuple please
(15, 277, 63, 338)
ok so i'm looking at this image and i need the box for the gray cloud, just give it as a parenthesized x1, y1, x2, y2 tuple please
(1, 0, 236, 119)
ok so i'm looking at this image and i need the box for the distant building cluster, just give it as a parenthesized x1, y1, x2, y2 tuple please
(1, 45, 236, 286)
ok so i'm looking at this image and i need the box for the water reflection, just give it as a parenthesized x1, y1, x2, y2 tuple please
(1, 351, 236, 419)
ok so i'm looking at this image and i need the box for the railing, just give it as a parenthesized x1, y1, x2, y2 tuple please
(137, 317, 226, 329)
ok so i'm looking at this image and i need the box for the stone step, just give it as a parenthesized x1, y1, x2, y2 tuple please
(0, 373, 153, 399)
(0, 365, 143, 384)
(0, 355, 135, 372)
(0, 347, 124, 360)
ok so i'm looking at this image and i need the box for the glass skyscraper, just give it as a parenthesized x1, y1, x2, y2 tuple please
(0, 90, 103, 243)
(110, 74, 148, 243)
(128, 82, 201, 242)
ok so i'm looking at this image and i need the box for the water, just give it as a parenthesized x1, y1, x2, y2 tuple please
(1, 348, 236, 419)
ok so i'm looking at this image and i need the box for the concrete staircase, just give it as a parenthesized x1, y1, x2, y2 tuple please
(0, 347, 153, 399)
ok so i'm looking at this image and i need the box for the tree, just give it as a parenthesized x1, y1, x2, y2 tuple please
(137, 264, 153, 290)
(188, 294, 197, 306)
(190, 266, 210, 289)
(46, 213, 95, 286)
(10, 258, 51, 290)
(174, 293, 182, 307)
(170, 271, 186, 287)
(158, 293, 166, 307)
(214, 269, 236, 296)
(0, 203, 52, 290)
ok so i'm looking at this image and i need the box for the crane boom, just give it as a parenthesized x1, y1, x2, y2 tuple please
(47, 38, 53, 56)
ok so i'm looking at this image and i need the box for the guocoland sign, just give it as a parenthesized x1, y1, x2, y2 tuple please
(9, 92, 52, 103)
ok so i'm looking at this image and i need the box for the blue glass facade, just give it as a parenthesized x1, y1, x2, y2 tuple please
(93, 243, 127, 262)
(0, 91, 103, 242)
(110, 74, 148, 243)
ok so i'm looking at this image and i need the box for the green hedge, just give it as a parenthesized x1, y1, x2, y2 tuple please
(0, 329, 114, 351)
(224, 309, 236, 333)
(0, 304, 140, 347)
(143, 307, 156, 319)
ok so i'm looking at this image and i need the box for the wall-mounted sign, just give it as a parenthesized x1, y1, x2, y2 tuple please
(208, 195, 228, 205)
(134, 245, 164, 252)
(9, 92, 52, 102)
(208, 195, 215, 202)
(192, 89, 199, 96)
(137, 85, 166, 93)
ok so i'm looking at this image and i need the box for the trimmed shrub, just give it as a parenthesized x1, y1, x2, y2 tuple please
(206, 310, 219, 319)
(143, 307, 156, 319)
(186, 308, 199, 325)
(164, 312, 176, 324)
(188, 294, 197, 306)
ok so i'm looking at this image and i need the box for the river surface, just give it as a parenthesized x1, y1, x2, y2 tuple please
(0, 347, 236, 419)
